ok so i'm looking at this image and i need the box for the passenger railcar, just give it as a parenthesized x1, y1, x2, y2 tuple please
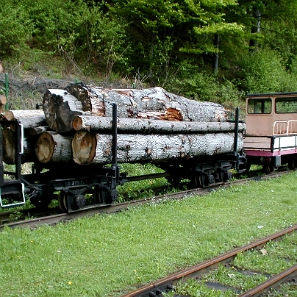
(244, 92, 297, 173)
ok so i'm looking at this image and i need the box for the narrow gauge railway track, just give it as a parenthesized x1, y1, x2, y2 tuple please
(0, 168, 280, 226)
(0, 170, 289, 230)
(120, 225, 297, 297)
(0, 206, 61, 225)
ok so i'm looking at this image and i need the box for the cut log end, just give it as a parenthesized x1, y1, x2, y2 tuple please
(35, 132, 55, 163)
(2, 128, 15, 164)
(72, 131, 97, 164)
(0, 94, 7, 105)
(3, 110, 14, 121)
(72, 116, 83, 131)
(43, 89, 84, 133)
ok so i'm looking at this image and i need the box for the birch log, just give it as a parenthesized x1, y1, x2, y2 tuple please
(72, 131, 243, 165)
(3, 110, 46, 131)
(43, 84, 228, 133)
(72, 115, 246, 133)
(35, 131, 73, 163)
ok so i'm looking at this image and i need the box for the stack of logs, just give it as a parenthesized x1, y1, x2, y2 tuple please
(1, 84, 245, 165)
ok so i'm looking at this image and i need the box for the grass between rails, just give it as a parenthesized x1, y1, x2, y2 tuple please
(170, 232, 297, 296)
(1, 172, 297, 296)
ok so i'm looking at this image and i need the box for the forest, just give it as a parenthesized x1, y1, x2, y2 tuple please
(1, 0, 297, 108)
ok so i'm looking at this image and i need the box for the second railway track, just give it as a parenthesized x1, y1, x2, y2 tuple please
(119, 224, 297, 297)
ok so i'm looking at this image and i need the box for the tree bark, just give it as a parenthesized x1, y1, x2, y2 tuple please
(29, 126, 49, 136)
(3, 109, 46, 131)
(43, 89, 91, 133)
(72, 115, 245, 133)
(72, 131, 243, 165)
(44, 84, 228, 133)
(35, 131, 73, 163)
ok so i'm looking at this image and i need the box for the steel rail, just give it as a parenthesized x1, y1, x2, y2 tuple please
(119, 224, 297, 297)
(238, 264, 297, 297)
(0, 171, 289, 230)
(0, 186, 208, 229)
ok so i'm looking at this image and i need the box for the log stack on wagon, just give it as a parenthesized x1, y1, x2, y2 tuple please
(1, 83, 245, 167)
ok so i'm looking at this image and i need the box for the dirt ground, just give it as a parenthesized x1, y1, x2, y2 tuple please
(0, 73, 80, 110)
(0, 71, 130, 110)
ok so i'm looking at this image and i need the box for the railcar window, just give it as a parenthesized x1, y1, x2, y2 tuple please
(247, 98, 272, 114)
(275, 97, 297, 113)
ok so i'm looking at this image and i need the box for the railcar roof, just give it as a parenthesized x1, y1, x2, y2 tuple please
(246, 92, 297, 98)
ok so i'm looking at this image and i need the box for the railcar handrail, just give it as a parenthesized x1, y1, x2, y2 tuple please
(273, 120, 297, 135)
(288, 120, 297, 134)
(273, 121, 287, 135)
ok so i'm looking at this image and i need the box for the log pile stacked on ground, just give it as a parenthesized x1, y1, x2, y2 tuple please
(1, 84, 245, 165)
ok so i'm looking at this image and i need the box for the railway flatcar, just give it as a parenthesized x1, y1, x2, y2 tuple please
(0, 84, 246, 212)
(244, 92, 297, 173)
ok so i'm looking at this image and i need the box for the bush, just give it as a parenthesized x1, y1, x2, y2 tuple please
(236, 48, 297, 93)
(77, 6, 130, 78)
(0, 3, 32, 58)
(165, 61, 241, 107)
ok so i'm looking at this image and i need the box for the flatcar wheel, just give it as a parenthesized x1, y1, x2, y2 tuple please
(93, 186, 104, 204)
(194, 173, 205, 188)
(288, 158, 297, 170)
(245, 160, 251, 173)
(263, 162, 274, 174)
(58, 191, 68, 212)
(93, 186, 112, 204)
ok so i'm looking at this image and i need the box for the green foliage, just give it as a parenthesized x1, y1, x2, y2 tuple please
(111, 0, 244, 83)
(166, 61, 241, 106)
(3, 0, 297, 102)
(77, 6, 130, 77)
(0, 2, 32, 57)
(236, 48, 297, 93)
(0, 0, 129, 77)
(20, 0, 85, 52)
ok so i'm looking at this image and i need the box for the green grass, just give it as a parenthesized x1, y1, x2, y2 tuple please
(268, 283, 297, 296)
(117, 163, 170, 201)
(233, 237, 297, 275)
(196, 234, 297, 293)
(166, 278, 236, 297)
(1, 172, 297, 296)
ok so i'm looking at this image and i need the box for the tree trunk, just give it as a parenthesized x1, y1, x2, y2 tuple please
(43, 84, 228, 133)
(72, 131, 243, 165)
(35, 131, 73, 163)
(3, 109, 46, 131)
(72, 115, 245, 133)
